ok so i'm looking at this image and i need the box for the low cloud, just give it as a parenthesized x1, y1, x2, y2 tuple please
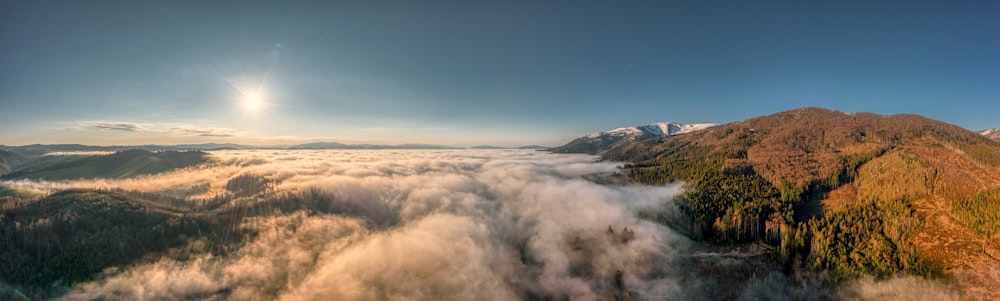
(39, 150, 687, 300)
(840, 276, 962, 300)
(4, 150, 962, 300)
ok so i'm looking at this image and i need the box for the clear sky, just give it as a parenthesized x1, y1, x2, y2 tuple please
(1, 1, 998, 147)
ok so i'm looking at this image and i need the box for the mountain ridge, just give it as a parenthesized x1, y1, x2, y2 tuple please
(288, 142, 456, 150)
(549, 121, 716, 155)
(603, 107, 1000, 298)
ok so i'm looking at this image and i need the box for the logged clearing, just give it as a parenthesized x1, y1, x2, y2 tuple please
(908, 143, 1000, 300)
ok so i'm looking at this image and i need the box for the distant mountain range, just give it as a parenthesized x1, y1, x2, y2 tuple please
(288, 142, 456, 150)
(0, 143, 257, 157)
(980, 128, 1000, 142)
(0, 142, 552, 179)
(470, 145, 548, 150)
(548, 122, 716, 155)
(0, 120, 988, 180)
(0, 143, 549, 155)
(290, 142, 549, 150)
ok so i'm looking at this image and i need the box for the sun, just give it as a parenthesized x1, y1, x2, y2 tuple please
(242, 91, 265, 113)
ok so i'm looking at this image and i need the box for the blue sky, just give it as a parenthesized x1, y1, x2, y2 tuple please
(1, 1, 998, 146)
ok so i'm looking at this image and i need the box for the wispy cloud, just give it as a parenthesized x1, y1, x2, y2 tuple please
(64, 121, 238, 138)
(169, 126, 236, 137)
(76, 122, 151, 132)
(196, 133, 236, 137)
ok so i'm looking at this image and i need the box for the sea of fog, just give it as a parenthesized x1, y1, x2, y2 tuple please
(3, 150, 957, 300)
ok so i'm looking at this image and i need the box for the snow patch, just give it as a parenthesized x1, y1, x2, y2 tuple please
(979, 128, 1000, 136)
(585, 122, 716, 140)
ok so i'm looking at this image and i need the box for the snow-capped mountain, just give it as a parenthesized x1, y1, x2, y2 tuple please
(586, 122, 716, 139)
(549, 122, 716, 155)
(979, 128, 1000, 142)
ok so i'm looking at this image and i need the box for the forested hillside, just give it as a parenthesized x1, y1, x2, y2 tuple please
(1, 150, 210, 181)
(606, 107, 1000, 296)
(0, 176, 374, 298)
(0, 150, 29, 176)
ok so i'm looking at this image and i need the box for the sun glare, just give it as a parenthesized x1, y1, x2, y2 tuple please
(242, 91, 264, 113)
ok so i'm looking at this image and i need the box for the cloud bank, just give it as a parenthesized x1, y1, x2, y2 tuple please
(41, 150, 685, 300)
(3, 150, 960, 300)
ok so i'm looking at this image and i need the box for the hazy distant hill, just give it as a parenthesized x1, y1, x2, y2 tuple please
(0, 144, 117, 157)
(549, 122, 715, 155)
(517, 145, 549, 150)
(168, 143, 259, 150)
(1, 149, 210, 181)
(605, 107, 1000, 296)
(0, 143, 256, 157)
(470, 145, 550, 150)
(289, 142, 455, 150)
(0, 149, 29, 176)
(0, 142, 539, 154)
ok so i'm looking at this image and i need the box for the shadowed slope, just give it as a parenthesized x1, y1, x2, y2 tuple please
(0, 150, 30, 176)
(0, 190, 200, 292)
(1, 150, 210, 181)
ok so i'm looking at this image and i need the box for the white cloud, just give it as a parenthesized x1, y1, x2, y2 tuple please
(169, 125, 236, 137)
(71, 121, 152, 132)
(62, 121, 238, 138)
(6, 150, 960, 300)
(40, 150, 689, 300)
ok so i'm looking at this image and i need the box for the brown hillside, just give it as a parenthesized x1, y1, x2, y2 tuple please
(606, 107, 1000, 298)
(614, 107, 997, 188)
